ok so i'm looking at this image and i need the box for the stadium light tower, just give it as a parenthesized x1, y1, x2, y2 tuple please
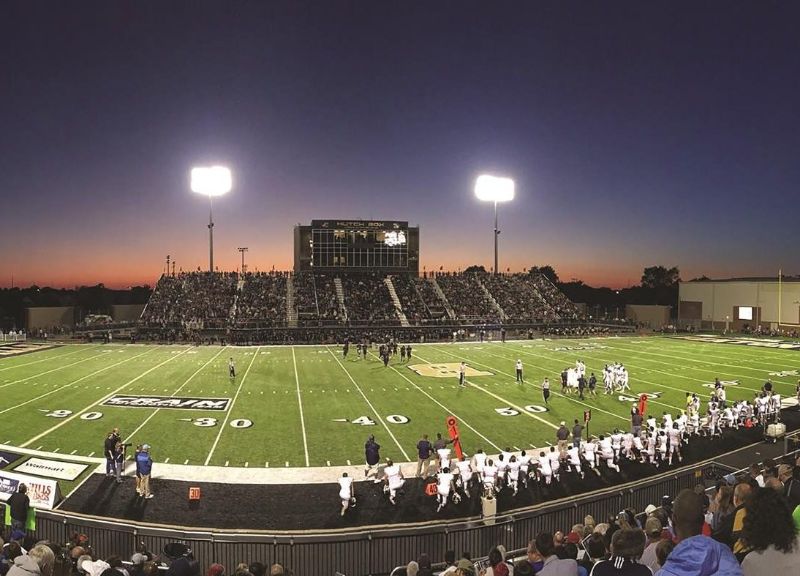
(474, 174, 515, 275)
(191, 166, 232, 273)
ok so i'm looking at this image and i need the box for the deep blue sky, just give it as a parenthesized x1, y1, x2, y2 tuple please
(1, 1, 798, 288)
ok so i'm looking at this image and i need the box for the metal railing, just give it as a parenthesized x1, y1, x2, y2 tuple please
(11, 460, 725, 576)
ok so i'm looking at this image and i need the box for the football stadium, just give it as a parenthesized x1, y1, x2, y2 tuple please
(4, 3, 800, 576)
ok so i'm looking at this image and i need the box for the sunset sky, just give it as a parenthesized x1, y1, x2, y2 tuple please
(2, 1, 798, 289)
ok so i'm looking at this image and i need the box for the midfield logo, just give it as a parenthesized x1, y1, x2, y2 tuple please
(102, 395, 231, 411)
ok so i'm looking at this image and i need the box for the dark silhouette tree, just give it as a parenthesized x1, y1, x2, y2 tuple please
(529, 265, 560, 284)
(641, 266, 680, 289)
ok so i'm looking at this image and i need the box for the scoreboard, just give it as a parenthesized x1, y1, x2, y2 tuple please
(294, 220, 419, 273)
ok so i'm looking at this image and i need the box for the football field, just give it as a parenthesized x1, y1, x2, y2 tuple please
(0, 336, 798, 469)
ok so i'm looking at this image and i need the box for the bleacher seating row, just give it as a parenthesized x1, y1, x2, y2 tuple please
(139, 271, 579, 329)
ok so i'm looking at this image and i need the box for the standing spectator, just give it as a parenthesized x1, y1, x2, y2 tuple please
(364, 435, 381, 480)
(104, 429, 120, 477)
(655, 489, 741, 576)
(739, 487, 800, 575)
(7, 485, 29, 532)
(135, 444, 154, 499)
(588, 529, 650, 575)
(416, 434, 434, 478)
(557, 422, 570, 458)
(573, 420, 584, 449)
(535, 531, 578, 576)
(631, 408, 643, 437)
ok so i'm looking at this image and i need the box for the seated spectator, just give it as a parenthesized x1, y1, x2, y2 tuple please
(583, 533, 608, 569)
(206, 565, 225, 576)
(483, 547, 508, 576)
(8, 545, 55, 576)
(654, 541, 674, 571)
(639, 517, 663, 573)
(588, 529, 649, 575)
(417, 554, 433, 576)
(739, 487, 800, 575)
(534, 531, 578, 576)
(655, 488, 741, 576)
(407, 561, 419, 576)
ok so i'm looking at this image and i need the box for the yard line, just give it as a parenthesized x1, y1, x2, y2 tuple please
(0, 347, 158, 416)
(291, 347, 310, 467)
(203, 346, 260, 466)
(0, 350, 114, 390)
(20, 348, 191, 448)
(369, 350, 502, 451)
(326, 346, 411, 461)
(125, 347, 228, 443)
(0, 345, 102, 372)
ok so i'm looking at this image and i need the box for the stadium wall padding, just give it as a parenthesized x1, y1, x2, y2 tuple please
(679, 280, 800, 326)
(26, 463, 719, 576)
(112, 304, 146, 322)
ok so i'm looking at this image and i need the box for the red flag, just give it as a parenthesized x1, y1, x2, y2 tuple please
(638, 394, 648, 417)
(447, 415, 463, 459)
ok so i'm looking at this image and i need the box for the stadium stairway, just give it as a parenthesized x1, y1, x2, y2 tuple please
(477, 277, 508, 321)
(384, 276, 410, 327)
(286, 275, 298, 327)
(334, 277, 349, 323)
(430, 277, 457, 320)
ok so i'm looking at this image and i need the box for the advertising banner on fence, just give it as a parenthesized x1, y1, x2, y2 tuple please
(0, 470, 61, 510)
(13, 457, 88, 481)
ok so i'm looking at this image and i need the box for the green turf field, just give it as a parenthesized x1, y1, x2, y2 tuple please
(0, 336, 798, 468)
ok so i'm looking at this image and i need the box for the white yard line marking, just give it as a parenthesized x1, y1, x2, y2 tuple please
(0, 350, 113, 390)
(125, 347, 228, 443)
(0, 347, 158, 416)
(421, 348, 560, 429)
(371, 350, 502, 451)
(291, 347, 311, 466)
(326, 346, 411, 461)
(204, 346, 260, 465)
(21, 348, 191, 448)
(70, 450, 77, 455)
(0, 345, 101, 372)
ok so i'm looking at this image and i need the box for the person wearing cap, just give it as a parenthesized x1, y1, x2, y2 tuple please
(455, 559, 475, 576)
(639, 516, 664, 573)
(135, 444, 153, 499)
(556, 422, 570, 459)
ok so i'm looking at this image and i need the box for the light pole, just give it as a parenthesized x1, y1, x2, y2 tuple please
(191, 166, 232, 272)
(474, 174, 515, 275)
(238, 247, 249, 274)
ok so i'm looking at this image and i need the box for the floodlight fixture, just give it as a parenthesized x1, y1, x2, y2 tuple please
(474, 174, 515, 203)
(191, 166, 232, 197)
(474, 174, 515, 275)
(191, 165, 232, 272)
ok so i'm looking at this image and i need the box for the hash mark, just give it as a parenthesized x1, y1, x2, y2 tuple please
(53, 447, 60, 453)
(225, 461, 229, 467)
(88, 451, 95, 457)
(164, 457, 170, 463)
(35, 445, 42, 450)
(265, 461, 269, 467)
(346, 459, 351, 465)
(245, 462, 249, 468)
(285, 461, 289, 467)
(184, 459, 189, 465)
(326, 460, 331, 466)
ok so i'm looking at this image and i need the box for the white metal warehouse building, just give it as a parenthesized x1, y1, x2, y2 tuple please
(679, 277, 800, 331)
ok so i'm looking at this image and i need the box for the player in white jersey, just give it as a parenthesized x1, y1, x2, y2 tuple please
(632, 432, 645, 462)
(518, 451, 531, 488)
(756, 393, 769, 426)
(437, 446, 452, 473)
(655, 430, 668, 467)
(576, 359, 586, 378)
(769, 393, 781, 421)
(667, 423, 683, 465)
(338, 472, 355, 516)
(436, 468, 456, 511)
(454, 456, 473, 499)
(610, 429, 624, 462)
(721, 406, 735, 429)
(547, 446, 561, 481)
(644, 433, 656, 465)
(618, 367, 630, 392)
(688, 409, 700, 437)
(383, 459, 405, 505)
(582, 438, 597, 471)
(603, 365, 614, 394)
(567, 444, 584, 478)
(482, 459, 498, 495)
(622, 431, 635, 460)
(538, 451, 553, 485)
(472, 449, 487, 475)
(507, 455, 521, 495)
(495, 453, 509, 488)
(646, 415, 657, 432)
(662, 412, 673, 430)
(707, 403, 721, 438)
(598, 435, 619, 472)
